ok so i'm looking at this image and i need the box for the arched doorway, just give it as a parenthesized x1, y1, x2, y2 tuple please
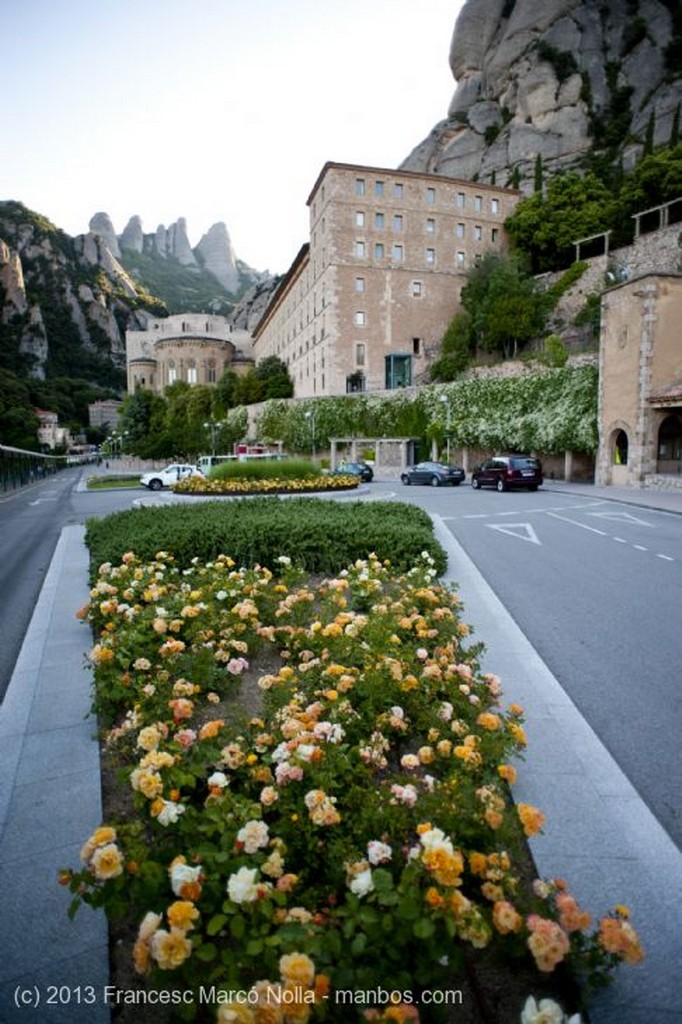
(656, 414, 682, 475)
(614, 429, 629, 466)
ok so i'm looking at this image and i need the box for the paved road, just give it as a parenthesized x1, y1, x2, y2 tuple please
(0, 469, 137, 700)
(3, 471, 680, 851)
(369, 480, 682, 850)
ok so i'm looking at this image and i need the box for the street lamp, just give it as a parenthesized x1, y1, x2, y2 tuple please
(304, 410, 316, 461)
(439, 395, 451, 465)
(204, 420, 223, 456)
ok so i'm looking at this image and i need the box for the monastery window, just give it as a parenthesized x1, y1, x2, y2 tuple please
(392, 244, 404, 261)
(355, 276, 365, 293)
(374, 243, 385, 260)
(491, 198, 500, 215)
(456, 223, 465, 239)
(474, 225, 483, 241)
(456, 192, 466, 208)
(393, 182, 404, 198)
(355, 211, 365, 227)
(355, 241, 366, 258)
(474, 195, 483, 212)
(426, 187, 436, 205)
(355, 342, 366, 367)
(375, 180, 384, 196)
(425, 247, 436, 265)
(392, 214, 403, 231)
(356, 178, 365, 195)
(426, 217, 435, 234)
(412, 281, 422, 297)
(375, 212, 385, 229)
(354, 311, 366, 326)
(187, 360, 197, 384)
(492, 227, 499, 243)
(456, 251, 466, 266)
(412, 338, 421, 355)
(168, 360, 177, 384)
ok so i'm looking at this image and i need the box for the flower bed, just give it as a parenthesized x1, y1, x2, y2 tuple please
(174, 475, 360, 496)
(64, 547, 643, 1024)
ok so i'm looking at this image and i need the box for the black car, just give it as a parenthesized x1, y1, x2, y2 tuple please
(332, 461, 374, 482)
(471, 455, 543, 492)
(400, 461, 466, 487)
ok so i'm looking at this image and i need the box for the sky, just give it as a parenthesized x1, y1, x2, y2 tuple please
(3, 0, 464, 276)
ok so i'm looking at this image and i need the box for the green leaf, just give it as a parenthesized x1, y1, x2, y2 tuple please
(206, 913, 228, 936)
(413, 919, 436, 939)
(194, 942, 218, 962)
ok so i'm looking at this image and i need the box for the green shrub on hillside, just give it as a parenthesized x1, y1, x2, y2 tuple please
(85, 498, 447, 579)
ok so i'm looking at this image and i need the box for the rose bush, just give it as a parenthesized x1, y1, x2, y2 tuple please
(65, 547, 642, 1023)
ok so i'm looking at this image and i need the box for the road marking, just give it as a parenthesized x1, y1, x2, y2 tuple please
(634, 545, 648, 551)
(486, 522, 541, 545)
(656, 553, 675, 562)
(546, 511, 608, 535)
(28, 498, 58, 505)
(587, 510, 654, 527)
(613, 537, 627, 543)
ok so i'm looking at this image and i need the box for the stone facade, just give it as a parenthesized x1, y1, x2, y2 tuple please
(596, 273, 682, 487)
(252, 162, 519, 397)
(126, 313, 254, 395)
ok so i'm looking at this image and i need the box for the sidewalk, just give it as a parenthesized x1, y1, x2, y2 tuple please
(0, 526, 110, 1024)
(0, 487, 680, 1022)
(541, 479, 682, 516)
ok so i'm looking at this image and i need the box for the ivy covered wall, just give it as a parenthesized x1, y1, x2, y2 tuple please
(245, 363, 598, 457)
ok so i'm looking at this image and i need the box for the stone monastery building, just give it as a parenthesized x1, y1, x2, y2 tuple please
(252, 162, 520, 397)
(126, 313, 253, 395)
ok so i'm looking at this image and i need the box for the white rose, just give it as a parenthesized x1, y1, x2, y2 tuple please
(349, 868, 374, 898)
(227, 865, 259, 904)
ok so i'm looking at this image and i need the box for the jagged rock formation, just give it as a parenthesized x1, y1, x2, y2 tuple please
(402, 0, 682, 190)
(120, 215, 144, 253)
(0, 201, 160, 384)
(196, 222, 240, 293)
(89, 212, 121, 258)
(229, 275, 282, 333)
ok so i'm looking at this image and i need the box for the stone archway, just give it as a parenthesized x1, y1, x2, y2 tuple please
(656, 413, 682, 475)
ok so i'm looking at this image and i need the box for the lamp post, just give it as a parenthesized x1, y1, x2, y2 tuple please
(304, 410, 316, 461)
(204, 420, 222, 456)
(439, 395, 451, 465)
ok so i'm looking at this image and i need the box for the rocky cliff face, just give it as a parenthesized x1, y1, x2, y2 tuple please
(402, 0, 682, 189)
(0, 202, 157, 384)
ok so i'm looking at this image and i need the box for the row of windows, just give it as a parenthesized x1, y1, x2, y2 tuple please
(354, 277, 424, 298)
(354, 211, 500, 240)
(354, 240, 494, 264)
(355, 177, 500, 214)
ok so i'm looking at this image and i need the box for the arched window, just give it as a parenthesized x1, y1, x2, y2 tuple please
(614, 430, 628, 466)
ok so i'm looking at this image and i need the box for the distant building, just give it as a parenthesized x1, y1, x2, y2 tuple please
(252, 162, 520, 397)
(88, 399, 123, 429)
(35, 409, 72, 450)
(125, 313, 254, 395)
(597, 272, 682, 487)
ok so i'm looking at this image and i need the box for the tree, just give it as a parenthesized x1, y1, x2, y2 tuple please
(254, 356, 294, 400)
(429, 312, 472, 382)
(460, 253, 546, 359)
(505, 171, 617, 271)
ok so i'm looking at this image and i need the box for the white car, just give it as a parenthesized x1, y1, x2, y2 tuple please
(140, 464, 204, 491)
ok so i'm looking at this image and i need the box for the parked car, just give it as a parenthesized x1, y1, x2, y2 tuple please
(140, 463, 204, 491)
(400, 461, 466, 487)
(331, 461, 374, 482)
(471, 455, 543, 492)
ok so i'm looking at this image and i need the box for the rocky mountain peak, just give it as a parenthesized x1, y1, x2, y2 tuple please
(89, 211, 120, 257)
(196, 222, 239, 293)
(402, 0, 681, 190)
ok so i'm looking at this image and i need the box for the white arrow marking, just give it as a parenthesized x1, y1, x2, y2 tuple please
(587, 510, 654, 527)
(486, 522, 541, 545)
